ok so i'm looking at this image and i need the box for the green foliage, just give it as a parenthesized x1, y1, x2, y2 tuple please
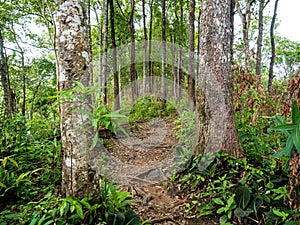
(0, 155, 42, 199)
(127, 96, 177, 124)
(172, 152, 299, 224)
(100, 178, 133, 214)
(269, 101, 300, 158)
(0, 179, 146, 225)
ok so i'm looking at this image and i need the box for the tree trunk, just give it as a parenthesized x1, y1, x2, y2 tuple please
(0, 30, 15, 119)
(109, 0, 120, 110)
(103, 0, 109, 104)
(188, 0, 195, 110)
(129, 0, 137, 102)
(196, 10, 201, 82)
(196, 0, 243, 159)
(236, 0, 255, 73)
(268, 0, 279, 94)
(56, 0, 97, 198)
(170, 33, 177, 99)
(142, 0, 147, 97)
(256, 0, 270, 90)
(230, 0, 235, 66)
(95, 0, 103, 99)
(148, 0, 154, 94)
(161, 0, 167, 100)
(177, 48, 182, 102)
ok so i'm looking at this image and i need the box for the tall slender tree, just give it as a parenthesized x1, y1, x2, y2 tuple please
(236, 0, 255, 73)
(109, 0, 120, 110)
(0, 30, 15, 119)
(196, 0, 243, 158)
(268, 0, 279, 94)
(142, 0, 148, 96)
(103, 0, 109, 104)
(256, 0, 270, 90)
(161, 0, 167, 100)
(148, 0, 154, 93)
(188, 0, 195, 110)
(129, 0, 138, 102)
(94, 0, 103, 98)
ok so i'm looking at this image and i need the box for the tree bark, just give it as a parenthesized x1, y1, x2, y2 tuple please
(95, 0, 103, 99)
(236, 0, 255, 73)
(256, 0, 270, 90)
(109, 0, 120, 110)
(148, 0, 154, 94)
(0, 30, 15, 119)
(196, 0, 243, 158)
(103, 0, 109, 104)
(188, 0, 195, 110)
(56, 0, 97, 198)
(129, 0, 137, 102)
(161, 0, 167, 100)
(142, 0, 147, 97)
(268, 0, 279, 94)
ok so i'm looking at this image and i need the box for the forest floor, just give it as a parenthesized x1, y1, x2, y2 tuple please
(105, 118, 218, 225)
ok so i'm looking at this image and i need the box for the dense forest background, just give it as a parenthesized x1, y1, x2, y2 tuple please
(1, 0, 300, 224)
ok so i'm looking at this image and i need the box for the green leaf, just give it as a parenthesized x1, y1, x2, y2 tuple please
(0, 182, 7, 188)
(250, 196, 263, 215)
(2, 157, 7, 167)
(16, 171, 30, 183)
(43, 220, 55, 225)
(60, 199, 67, 217)
(235, 186, 250, 209)
(7, 157, 18, 167)
(219, 215, 228, 224)
(75, 204, 84, 220)
(273, 135, 294, 158)
(227, 194, 236, 208)
(272, 124, 297, 131)
(70, 205, 75, 213)
(272, 208, 289, 218)
(217, 207, 225, 214)
(108, 213, 125, 225)
(124, 210, 141, 225)
(73, 80, 84, 89)
(293, 128, 300, 152)
(292, 101, 299, 124)
(213, 198, 224, 205)
(80, 197, 92, 209)
(234, 207, 253, 218)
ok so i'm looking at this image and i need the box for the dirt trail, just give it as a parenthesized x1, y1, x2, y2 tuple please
(104, 118, 205, 224)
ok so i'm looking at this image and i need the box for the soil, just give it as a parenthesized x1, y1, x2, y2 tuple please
(104, 118, 219, 225)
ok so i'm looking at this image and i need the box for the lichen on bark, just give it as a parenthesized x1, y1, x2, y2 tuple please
(56, 0, 98, 198)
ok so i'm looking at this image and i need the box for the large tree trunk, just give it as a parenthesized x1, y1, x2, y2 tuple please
(188, 0, 195, 110)
(56, 0, 97, 198)
(161, 0, 166, 100)
(196, 0, 243, 159)
(109, 0, 120, 110)
(268, 0, 279, 94)
(0, 30, 15, 119)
